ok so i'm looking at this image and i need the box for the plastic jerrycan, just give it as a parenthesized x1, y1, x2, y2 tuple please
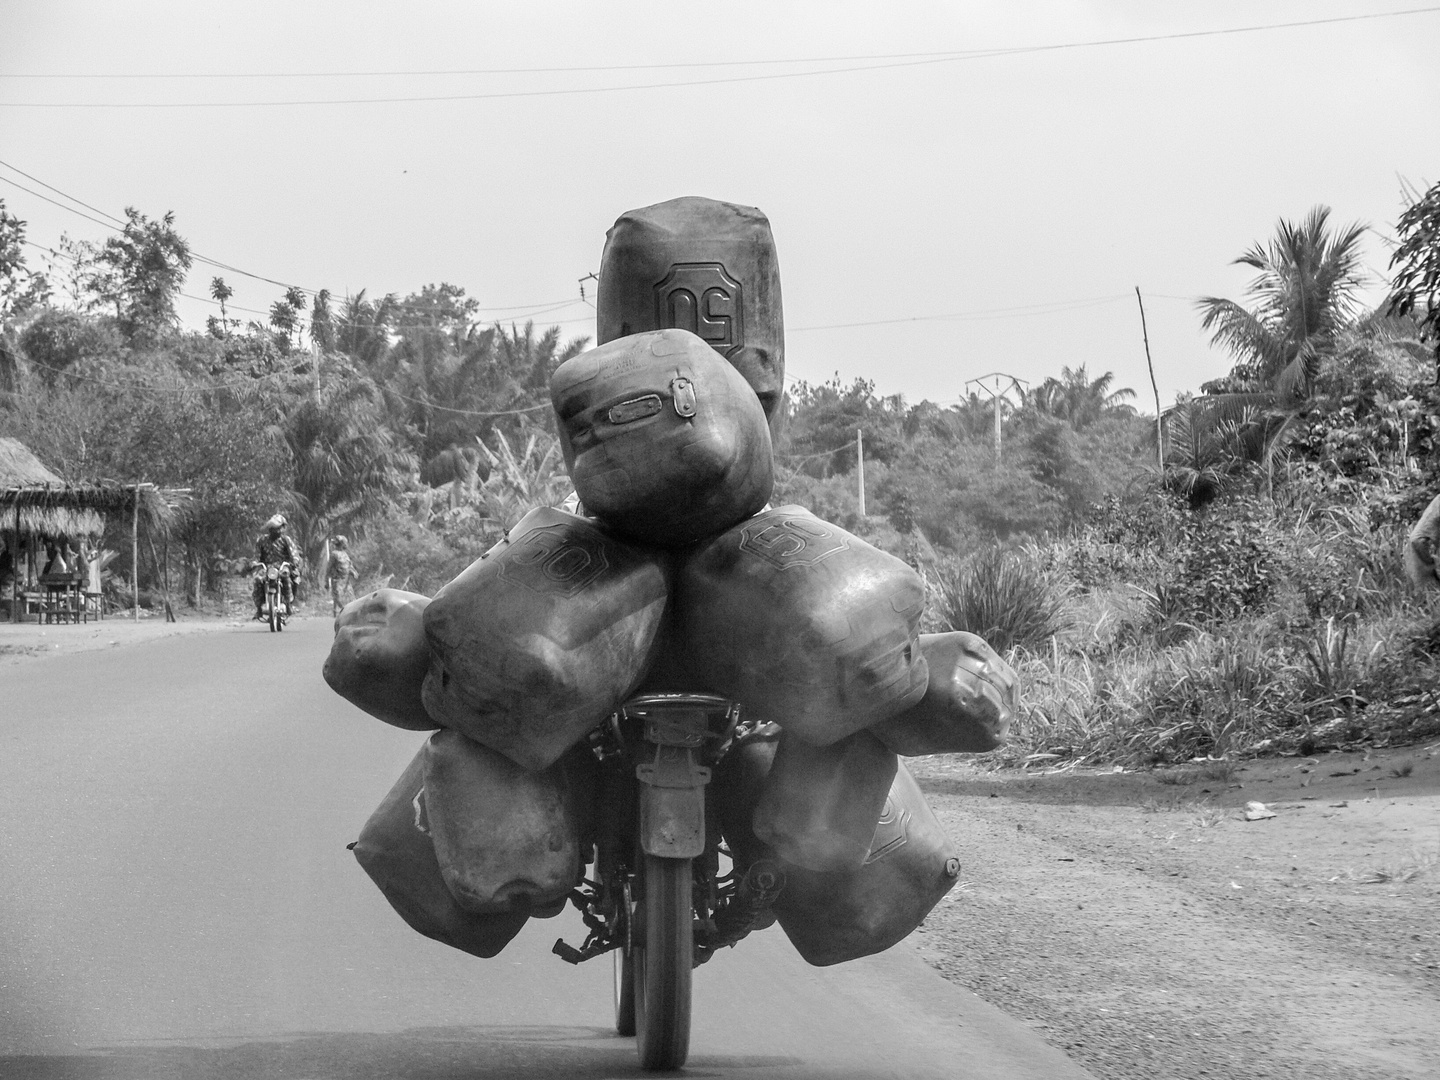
(675, 505, 929, 743)
(421, 505, 669, 771)
(711, 733, 961, 966)
(870, 631, 1019, 755)
(550, 328, 774, 547)
(352, 747, 528, 958)
(422, 729, 596, 916)
(597, 195, 785, 424)
(776, 763, 962, 967)
(323, 588, 439, 731)
(751, 729, 898, 872)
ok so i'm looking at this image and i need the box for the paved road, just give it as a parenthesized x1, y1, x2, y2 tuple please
(0, 618, 1093, 1079)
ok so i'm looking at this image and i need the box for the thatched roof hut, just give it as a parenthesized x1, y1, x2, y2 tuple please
(0, 437, 62, 485)
(2, 437, 190, 620)
(1, 437, 185, 538)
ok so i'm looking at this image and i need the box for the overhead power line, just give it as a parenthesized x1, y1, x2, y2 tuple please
(790, 295, 1128, 331)
(0, 7, 1434, 108)
(0, 49, 995, 80)
(0, 158, 593, 315)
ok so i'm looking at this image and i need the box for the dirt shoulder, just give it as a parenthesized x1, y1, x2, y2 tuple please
(909, 748, 1440, 1080)
(0, 610, 315, 664)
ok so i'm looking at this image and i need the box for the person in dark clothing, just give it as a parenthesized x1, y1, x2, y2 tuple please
(252, 514, 302, 619)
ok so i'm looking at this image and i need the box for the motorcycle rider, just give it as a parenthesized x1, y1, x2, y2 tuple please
(253, 514, 302, 620)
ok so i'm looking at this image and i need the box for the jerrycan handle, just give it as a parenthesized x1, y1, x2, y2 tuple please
(671, 376, 697, 418)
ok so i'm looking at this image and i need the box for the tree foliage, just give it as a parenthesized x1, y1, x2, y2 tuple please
(0, 199, 50, 321)
(94, 208, 193, 343)
(1387, 179, 1440, 365)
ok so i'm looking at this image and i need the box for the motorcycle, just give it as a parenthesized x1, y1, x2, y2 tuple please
(254, 560, 293, 632)
(553, 693, 784, 1071)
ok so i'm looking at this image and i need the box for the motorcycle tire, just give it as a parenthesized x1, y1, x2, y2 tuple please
(634, 854, 692, 1071)
(267, 594, 279, 633)
(614, 936, 636, 1036)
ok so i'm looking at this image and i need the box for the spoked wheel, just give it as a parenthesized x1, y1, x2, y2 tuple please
(614, 876, 636, 1036)
(266, 594, 279, 632)
(634, 854, 693, 1071)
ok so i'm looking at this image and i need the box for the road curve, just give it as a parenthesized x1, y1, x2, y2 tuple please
(0, 617, 1093, 1079)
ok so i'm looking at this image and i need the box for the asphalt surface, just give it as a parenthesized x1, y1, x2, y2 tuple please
(0, 617, 1094, 1079)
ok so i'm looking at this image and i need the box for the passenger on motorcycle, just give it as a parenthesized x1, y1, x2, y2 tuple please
(252, 514, 302, 620)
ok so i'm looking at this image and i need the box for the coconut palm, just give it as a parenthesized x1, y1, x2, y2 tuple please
(1198, 206, 1367, 404)
(1168, 207, 1369, 497)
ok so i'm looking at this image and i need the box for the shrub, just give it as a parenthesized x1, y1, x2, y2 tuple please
(350, 511, 472, 597)
(1152, 497, 1279, 626)
(933, 545, 1072, 654)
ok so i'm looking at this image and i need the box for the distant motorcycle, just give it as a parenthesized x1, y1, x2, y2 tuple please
(553, 693, 783, 1071)
(253, 560, 293, 632)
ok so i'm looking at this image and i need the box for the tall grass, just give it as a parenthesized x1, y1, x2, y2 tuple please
(933, 545, 1072, 654)
(980, 488, 1440, 765)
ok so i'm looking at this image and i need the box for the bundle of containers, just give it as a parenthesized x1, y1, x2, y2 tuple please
(326, 197, 1018, 966)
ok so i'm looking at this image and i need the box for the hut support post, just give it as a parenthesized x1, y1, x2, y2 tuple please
(10, 502, 18, 623)
(132, 485, 139, 622)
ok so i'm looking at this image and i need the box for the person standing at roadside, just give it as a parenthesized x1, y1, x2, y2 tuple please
(326, 535, 358, 615)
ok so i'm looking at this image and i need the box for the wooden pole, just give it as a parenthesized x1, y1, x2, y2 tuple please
(132, 485, 140, 622)
(856, 429, 866, 517)
(1136, 287, 1163, 472)
(148, 532, 174, 622)
(11, 502, 18, 623)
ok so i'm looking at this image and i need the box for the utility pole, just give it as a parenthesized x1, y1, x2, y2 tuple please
(1135, 288, 1163, 471)
(312, 337, 321, 405)
(856, 429, 866, 516)
(965, 373, 1027, 463)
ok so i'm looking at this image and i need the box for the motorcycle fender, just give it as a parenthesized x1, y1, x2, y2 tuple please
(639, 784, 706, 859)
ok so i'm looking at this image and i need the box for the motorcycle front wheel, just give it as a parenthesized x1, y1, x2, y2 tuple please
(634, 854, 692, 1071)
(614, 934, 636, 1036)
(267, 592, 279, 632)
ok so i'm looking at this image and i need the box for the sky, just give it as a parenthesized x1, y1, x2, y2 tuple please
(0, 0, 1437, 414)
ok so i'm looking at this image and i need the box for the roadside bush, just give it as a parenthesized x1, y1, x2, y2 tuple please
(350, 511, 471, 597)
(933, 544, 1072, 654)
(1152, 497, 1280, 626)
(1054, 490, 1186, 589)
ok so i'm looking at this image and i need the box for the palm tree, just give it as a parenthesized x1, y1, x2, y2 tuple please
(334, 290, 400, 374)
(1159, 396, 1258, 509)
(1198, 205, 1367, 404)
(492, 320, 590, 402)
(1168, 207, 1369, 498)
(1026, 366, 1136, 429)
(274, 380, 417, 569)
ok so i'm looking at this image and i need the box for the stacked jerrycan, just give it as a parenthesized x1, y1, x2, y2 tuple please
(323, 195, 1019, 967)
